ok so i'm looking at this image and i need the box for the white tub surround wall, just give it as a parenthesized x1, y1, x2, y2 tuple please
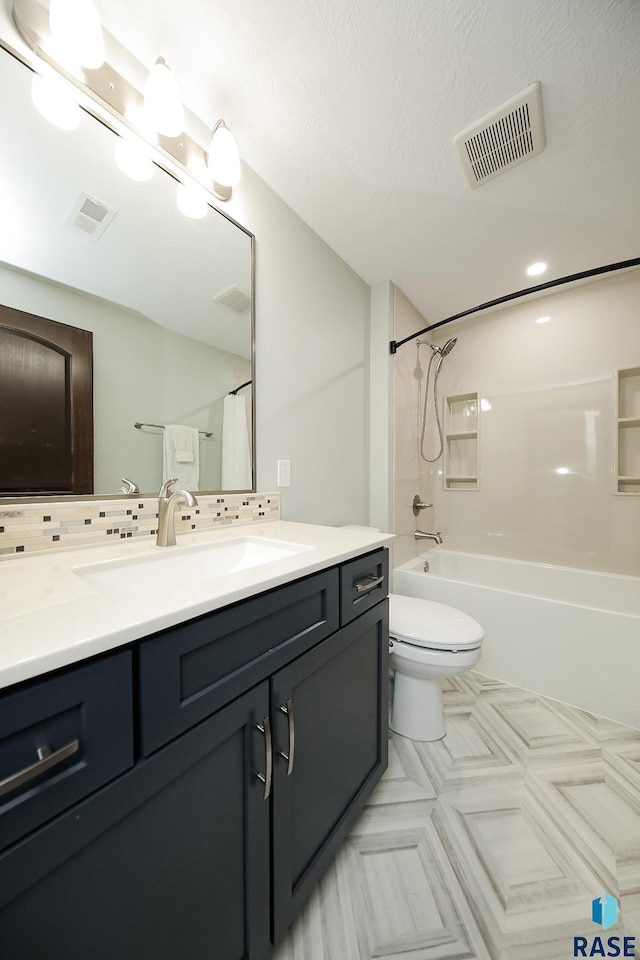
(396, 269, 640, 577)
(395, 549, 640, 729)
(0, 493, 280, 556)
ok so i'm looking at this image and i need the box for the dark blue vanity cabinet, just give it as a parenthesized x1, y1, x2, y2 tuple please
(0, 547, 389, 959)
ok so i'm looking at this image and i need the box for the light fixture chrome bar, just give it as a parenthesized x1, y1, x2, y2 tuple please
(11, 0, 235, 202)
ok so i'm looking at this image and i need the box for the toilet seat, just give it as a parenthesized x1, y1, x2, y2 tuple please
(389, 593, 484, 652)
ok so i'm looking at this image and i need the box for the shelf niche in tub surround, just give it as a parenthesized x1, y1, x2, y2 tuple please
(0, 493, 280, 556)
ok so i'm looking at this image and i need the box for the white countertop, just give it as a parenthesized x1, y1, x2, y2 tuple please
(0, 520, 393, 690)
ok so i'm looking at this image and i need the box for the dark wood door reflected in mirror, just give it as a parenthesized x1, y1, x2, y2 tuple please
(0, 305, 93, 495)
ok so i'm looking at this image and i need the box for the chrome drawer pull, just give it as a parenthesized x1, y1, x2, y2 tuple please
(255, 717, 272, 800)
(278, 699, 295, 776)
(0, 739, 80, 798)
(353, 574, 384, 595)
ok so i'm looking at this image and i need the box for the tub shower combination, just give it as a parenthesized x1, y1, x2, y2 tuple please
(393, 549, 640, 730)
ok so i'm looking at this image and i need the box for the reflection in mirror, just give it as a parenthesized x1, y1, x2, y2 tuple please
(0, 46, 254, 500)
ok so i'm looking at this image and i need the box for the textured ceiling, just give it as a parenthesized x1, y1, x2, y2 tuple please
(61, 0, 640, 322)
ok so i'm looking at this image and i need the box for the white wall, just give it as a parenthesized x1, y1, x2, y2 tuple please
(226, 170, 371, 525)
(393, 269, 640, 576)
(369, 281, 394, 534)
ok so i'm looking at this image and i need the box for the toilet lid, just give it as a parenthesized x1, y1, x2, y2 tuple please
(389, 593, 484, 651)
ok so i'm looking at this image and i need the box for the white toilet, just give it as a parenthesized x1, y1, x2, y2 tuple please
(388, 593, 484, 741)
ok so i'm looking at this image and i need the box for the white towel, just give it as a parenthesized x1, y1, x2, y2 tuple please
(163, 424, 200, 491)
(221, 394, 251, 489)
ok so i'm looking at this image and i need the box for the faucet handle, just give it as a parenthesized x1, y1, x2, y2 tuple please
(412, 495, 433, 516)
(119, 477, 139, 494)
(158, 478, 178, 498)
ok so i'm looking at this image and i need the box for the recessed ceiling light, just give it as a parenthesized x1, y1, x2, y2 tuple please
(536, 315, 551, 324)
(527, 261, 548, 276)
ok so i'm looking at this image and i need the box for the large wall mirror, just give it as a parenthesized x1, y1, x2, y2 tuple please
(0, 44, 254, 501)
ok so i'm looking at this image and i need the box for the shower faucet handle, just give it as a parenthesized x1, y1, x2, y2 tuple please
(412, 495, 432, 516)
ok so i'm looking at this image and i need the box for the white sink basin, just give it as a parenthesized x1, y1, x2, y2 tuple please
(73, 536, 312, 599)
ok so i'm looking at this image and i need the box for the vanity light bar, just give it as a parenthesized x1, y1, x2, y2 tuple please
(11, 0, 233, 202)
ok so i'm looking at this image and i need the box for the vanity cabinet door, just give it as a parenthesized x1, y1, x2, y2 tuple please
(0, 682, 271, 960)
(270, 600, 389, 944)
(138, 568, 339, 755)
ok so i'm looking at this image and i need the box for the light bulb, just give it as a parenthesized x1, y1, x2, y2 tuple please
(536, 315, 551, 324)
(115, 136, 153, 182)
(207, 120, 241, 187)
(49, 0, 104, 70)
(143, 57, 184, 137)
(176, 183, 208, 219)
(31, 72, 81, 130)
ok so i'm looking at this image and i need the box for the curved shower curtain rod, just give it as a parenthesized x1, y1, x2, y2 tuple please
(389, 256, 640, 355)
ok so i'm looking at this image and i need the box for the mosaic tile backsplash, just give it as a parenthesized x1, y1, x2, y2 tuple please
(0, 492, 280, 557)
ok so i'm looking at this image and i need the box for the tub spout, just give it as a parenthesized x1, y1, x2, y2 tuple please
(415, 530, 442, 544)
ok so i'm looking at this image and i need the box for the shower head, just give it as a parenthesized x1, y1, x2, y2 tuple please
(417, 336, 457, 357)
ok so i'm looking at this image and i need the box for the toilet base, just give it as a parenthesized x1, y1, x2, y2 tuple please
(390, 672, 446, 741)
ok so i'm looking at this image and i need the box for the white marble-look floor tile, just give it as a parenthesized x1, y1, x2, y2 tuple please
(273, 672, 640, 960)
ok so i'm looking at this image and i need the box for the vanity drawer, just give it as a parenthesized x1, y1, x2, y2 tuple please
(0, 651, 133, 852)
(138, 568, 339, 755)
(339, 548, 389, 625)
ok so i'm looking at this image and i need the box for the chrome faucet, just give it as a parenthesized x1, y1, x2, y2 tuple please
(118, 477, 139, 494)
(156, 478, 198, 547)
(415, 530, 443, 544)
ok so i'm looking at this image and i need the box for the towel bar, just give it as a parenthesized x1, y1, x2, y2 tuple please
(134, 422, 213, 438)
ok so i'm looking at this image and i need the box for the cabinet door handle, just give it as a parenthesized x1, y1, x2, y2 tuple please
(0, 739, 80, 798)
(255, 717, 272, 800)
(278, 699, 295, 776)
(353, 574, 384, 595)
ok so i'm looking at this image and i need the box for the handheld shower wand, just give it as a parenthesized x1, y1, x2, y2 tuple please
(416, 336, 457, 462)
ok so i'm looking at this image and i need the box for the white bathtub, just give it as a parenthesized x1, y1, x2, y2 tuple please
(393, 549, 640, 729)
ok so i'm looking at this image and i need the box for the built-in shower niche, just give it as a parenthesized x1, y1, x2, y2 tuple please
(443, 392, 479, 490)
(615, 366, 640, 495)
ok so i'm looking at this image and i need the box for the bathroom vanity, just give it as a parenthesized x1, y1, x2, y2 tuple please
(0, 522, 390, 959)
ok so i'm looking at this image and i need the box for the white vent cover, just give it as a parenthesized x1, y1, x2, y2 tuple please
(454, 82, 545, 188)
(214, 284, 251, 314)
(65, 192, 117, 239)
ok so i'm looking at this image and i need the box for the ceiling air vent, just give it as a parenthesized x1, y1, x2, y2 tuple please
(214, 284, 251, 314)
(65, 192, 117, 239)
(454, 81, 545, 189)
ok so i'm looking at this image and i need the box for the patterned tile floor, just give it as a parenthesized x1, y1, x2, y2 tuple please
(273, 672, 640, 960)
